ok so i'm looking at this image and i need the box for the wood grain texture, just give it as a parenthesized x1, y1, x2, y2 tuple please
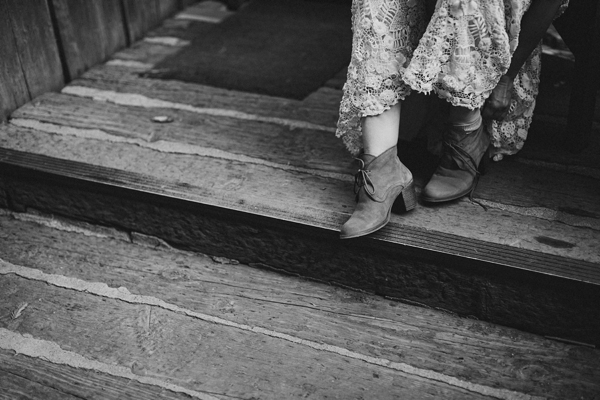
(4, 0, 64, 99)
(2, 152, 599, 346)
(11, 92, 349, 174)
(0, 275, 490, 400)
(89, 34, 600, 171)
(0, 5, 30, 121)
(71, 67, 600, 218)
(1, 123, 599, 270)
(50, 0, 127, 80)
(0, 349, 192, 400)
(157, 0, 181, 20)
(123, 0, 163, 42)
(78, 64, 342, 128)
(12, 91, 600, 228)
(0, 369, 79, 400)
(1, 214, 599, 399)
(477, 158, 600, 218)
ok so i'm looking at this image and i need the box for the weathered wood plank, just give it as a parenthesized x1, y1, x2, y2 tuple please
(1, 214, 599, 399)
(0, 275, 491, 400)
(5, 0, 64, 98)
(0, 368, 79, 400)
(11, 92, 349, 175)
(123, 0, 163, 42)
(0, 4, 30, 121)
(0, 0, 64, 120)
(174, 1, 235, 23)
(50, 0, 127, 81)
(11, 91, 600, 225)
(145, 17, 203, 39)
(3, 151, 600, 346)
(157, 0, 180, 20)
(477, 158, 600, 219)
(77, 64, 342, 127)
(108, 41, 191, 70)
(1, 126, 599, 278)
(0, 349, 192, 400)
(98, 36, 600, 172)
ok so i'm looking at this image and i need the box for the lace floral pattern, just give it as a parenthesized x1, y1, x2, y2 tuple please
(337, 0, 427, 155)
(337, 0, 569, 157)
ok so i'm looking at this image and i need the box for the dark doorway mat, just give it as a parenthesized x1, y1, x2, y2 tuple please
(144, 0, 352, 99)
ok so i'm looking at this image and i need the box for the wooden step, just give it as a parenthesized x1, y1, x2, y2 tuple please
(1, 13, 600, 347)
(3, 89, 600, 268)
(1, 211, 599, 399)
(2, 142, 600, 347)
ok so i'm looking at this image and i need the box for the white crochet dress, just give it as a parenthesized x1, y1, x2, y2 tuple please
(336, 0, 569, 158)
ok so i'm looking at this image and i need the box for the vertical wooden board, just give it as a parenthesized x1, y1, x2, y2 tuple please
(96, 1, 129, 58)
(0, 4, 30, 120)
(50, 0, 126, 81)
(6, 0, 64, 99)
(157, 0, 180, 19)
(123, 0, 161, 42)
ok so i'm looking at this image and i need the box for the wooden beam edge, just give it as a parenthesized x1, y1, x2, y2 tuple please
(1, 147, 598, 287)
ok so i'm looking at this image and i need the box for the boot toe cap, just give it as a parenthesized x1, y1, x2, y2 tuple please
(422, 169, 474, 203)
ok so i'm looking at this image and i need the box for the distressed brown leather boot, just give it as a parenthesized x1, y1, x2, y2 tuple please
(340, 146, 416, 239)
(422, 118, 489, 203)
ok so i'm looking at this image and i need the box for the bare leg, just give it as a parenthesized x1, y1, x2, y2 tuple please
(362, 103, 401, 157)
(340, 102, 415, 239)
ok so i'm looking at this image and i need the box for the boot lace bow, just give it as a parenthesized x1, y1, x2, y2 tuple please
(353, 158, 375, 202)
(443, 140, 479, 175)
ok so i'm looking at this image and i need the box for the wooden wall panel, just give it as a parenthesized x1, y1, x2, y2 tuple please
(0, 4, 30, 121)
(6, 0, 64, 99)
(122, 0, 161, 43)
(1, 0, 183, 121)
(0, 0, 63, 121)
(158, 0, 181, 20)
(50, 0, 127, 81)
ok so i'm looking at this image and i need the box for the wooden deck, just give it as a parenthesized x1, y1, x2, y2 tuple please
(1, 4, 600, 397)
(1, 209, 600, 399)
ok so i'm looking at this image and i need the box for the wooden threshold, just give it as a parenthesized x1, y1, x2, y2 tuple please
(1, 147, 598, 287)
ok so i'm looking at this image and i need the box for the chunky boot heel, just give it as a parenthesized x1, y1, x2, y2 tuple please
(340, 146, 414, 239)
(392, 180, 417, 213)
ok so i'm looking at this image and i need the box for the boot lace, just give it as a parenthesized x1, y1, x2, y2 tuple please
(353, 158, 375, 202)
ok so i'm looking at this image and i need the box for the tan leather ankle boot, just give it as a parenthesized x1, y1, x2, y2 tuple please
(340, 146, 416, 239)
(422, 120, 490, 203)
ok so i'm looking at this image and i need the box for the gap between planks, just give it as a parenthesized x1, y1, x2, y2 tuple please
(0, 258, 543, 400)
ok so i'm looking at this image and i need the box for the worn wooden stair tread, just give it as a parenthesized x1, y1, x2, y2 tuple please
(2, 73, 600, 345)
(1, 212, 599, 399)
(1, 132, 599, 287)
(2, 78, 600, 270)
(2, 11, 600, 345)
